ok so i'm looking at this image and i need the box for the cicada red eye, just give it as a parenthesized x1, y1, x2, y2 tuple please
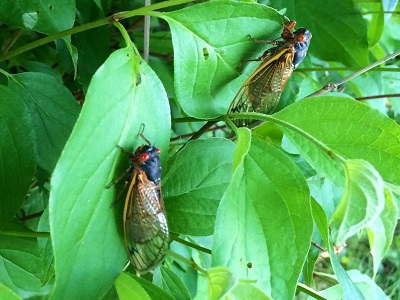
(157, 148, 161, 154)
(139, 153, 149, 161)
(297, 34, 307, 42)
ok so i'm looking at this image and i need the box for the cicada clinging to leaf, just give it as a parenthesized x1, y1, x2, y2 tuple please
(228, 20, 312, 126)
(107, 128, 169, 274)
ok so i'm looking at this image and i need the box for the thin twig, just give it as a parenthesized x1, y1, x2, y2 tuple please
(296, 283, 327, 300)
(166, 249, 207, 274)
(187, 121, 218, 141)
(19, 211, 44, 221)
(356, 93, 400, 101)
(170, 124, 227, 142)
(170, 233, 212, 254)
(307, 50, 400, 98)
(143, 0, 151, 62)
(2, 29, 24, 54)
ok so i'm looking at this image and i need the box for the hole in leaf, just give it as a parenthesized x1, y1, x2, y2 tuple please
(202, 47, 209, 60)
(136, 74, 141, 86)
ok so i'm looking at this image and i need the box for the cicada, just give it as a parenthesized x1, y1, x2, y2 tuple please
(108, 131, 169, 273)
(228, 20, 312, 126)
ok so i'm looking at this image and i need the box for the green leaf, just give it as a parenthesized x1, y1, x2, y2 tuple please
(366, 187, 398, 275)
(131, 273, 174, 300)
(56, 38, 79, 77)
(207, 267, 236, 300)
(74, 27, 111, 89)
(161, 1, 286, 117)
(279, 124, 345, 187)
(196, 267, 236, 300)
(317, 269, 388, 300)
(37, 208, 54, 287)
(0, 234, 51, 298)
(273, 0, 368, 66)
(49, 41, 171, 299)
(227, 282, 272, 300)
(309, 177, 343, 220)
(274, 95, 400, 186)
(159, 266, 191, 299)
(0, 283, 23, 300)
(8, 72, 80, 173)
(304, 198, 331, 286)
(0, 86, 36, 229)
(0, 0, 75, 34)
(364, 1, 384, 46)
(311, 198, 329, 247)
(328, 241, 364, 300)
(302, 227, 324, 287)
(114, 272, 151, 300)
(232, 127, 251, 172)
(330, 160, 385, 245)
(212, 136, 312, 299)
(164, 239, 200, 297)
(163, 138, 234, 236)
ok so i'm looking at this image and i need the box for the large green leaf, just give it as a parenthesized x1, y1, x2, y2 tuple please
(49, 39, 171, 299)
(8, 72, 80, 173)
(273, 0, 368, 66)
(159, 1, 287, 118)
(0, 86, 36, 229)
(366, 187, 398, 275)
(0, 0, 75, 34)
(0, 233, 50, 298)
(163, 138, 234, 236)
(212, 136, 312, 299)
(330, 160, 385, 245)
(274, 95, 400, 186)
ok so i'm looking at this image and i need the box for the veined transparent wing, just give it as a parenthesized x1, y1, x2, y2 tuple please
(124, 170, 169, 274)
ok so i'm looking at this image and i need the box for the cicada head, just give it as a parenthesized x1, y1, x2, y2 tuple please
(131, 145, 162, 185)
(292, 28, 312, 69)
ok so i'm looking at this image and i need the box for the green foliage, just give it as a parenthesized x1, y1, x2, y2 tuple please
(0, 0, 399, 299)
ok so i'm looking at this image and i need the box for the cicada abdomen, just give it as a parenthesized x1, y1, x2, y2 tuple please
(109, 133, 169, 274)
(228, 20, 312, 126)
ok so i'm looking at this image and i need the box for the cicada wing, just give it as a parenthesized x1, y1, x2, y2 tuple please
(228, 47, 294, 126)
(255, 49, 294, 114)
(124, 171, 169, 273)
